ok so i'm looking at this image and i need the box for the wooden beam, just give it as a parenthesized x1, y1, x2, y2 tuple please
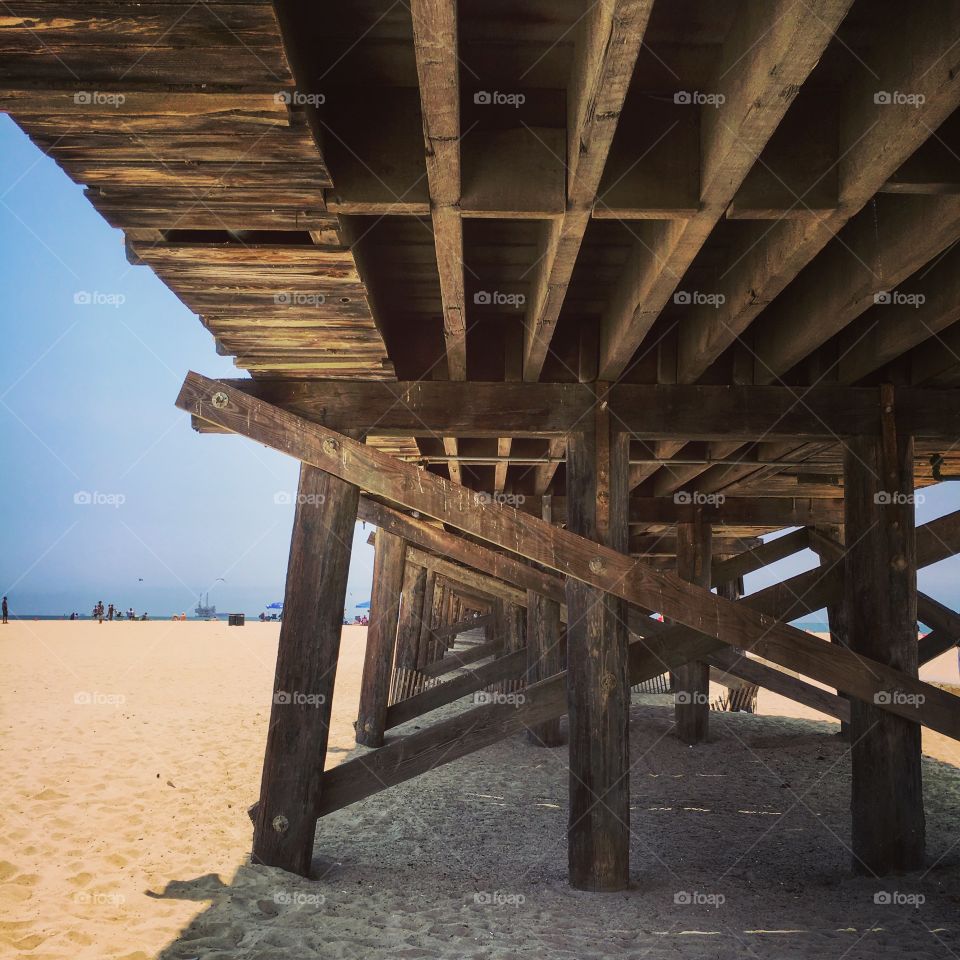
(251, 464, 359, 876)
(751, 196, 960, 383)
(522, 0, 653, 380)
(844, 413, 924, 873)
(705, 649, 850, 723)
(356, 529, 405, 747)
(418, 632, 499, 680)
(411, 0, 465, 379)
(598, 0, 853, 380)
(674, 511, 712, 744)
(673, 3, 960, 386)
(315, 507, 960, 819)
(526, 590, 565, 747)
(178, 373, 960, 742)
(385, 648, 527, 729)
(393, 561, 429, 702)
(193, 379, 960, 441)
(565, 387, 630, 891)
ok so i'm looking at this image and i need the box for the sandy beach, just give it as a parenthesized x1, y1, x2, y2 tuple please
(1, 620, 958, 959)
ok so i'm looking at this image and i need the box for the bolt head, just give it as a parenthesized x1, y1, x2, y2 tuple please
(211, 391, 229, 409)
(589, 557, 605, 575)
(272, 814, 289, 833)
(322, 437, 340, 456)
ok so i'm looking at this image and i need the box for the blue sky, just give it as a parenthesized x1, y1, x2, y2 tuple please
(1, 114, 958, 623)
(0, 117, 374, 617)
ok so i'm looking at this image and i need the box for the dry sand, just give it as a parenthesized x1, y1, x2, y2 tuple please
(1, 620, 958, 959)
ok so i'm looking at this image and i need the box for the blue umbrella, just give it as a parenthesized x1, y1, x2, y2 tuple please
(356, 600, 370, 609)
(266, 601, 283, 610)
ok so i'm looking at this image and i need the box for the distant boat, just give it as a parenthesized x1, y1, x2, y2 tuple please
(195, 593, 217, 619)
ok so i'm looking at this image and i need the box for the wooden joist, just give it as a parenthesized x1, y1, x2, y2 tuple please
(177, 372, 960, 742)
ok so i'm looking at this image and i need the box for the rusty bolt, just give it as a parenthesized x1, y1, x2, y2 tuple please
(322, 437, 340, 456)
(589, 557, 605, 575)
(211, 391, 229, 409)
(272, 814, 289, 834)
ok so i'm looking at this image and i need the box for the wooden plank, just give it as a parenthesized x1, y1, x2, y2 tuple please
(0, 87, 291, 116)
(705, 649, 850, 723)
(418, 633, 499, 679)
(356, 529, 405, 747)
(385, 649, 527, 729)
(192, 379, 960, 441)
(178, 373, 960, 742)
(410, 0, 465, 380)
(844, 426, 925, 874)
(672, 3, 960, 386)
(674, 511, 712, 744)
(522, 0, 653, 380)
(598, 0, 853, 380)
(251, 464, 359, 876)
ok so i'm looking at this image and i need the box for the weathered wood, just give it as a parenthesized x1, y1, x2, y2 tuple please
(190, 379, 960, 441)
(419, 632, 499, 679)
(844, 423, 925, 875)
(565, 390, 630, 891)
(356, 529, 405, 747)
(526, 590, 565, 747)
(385, 649, 527, 729)
(178, 374, 960, 742)
(706, 648, 849, 723)
(392, 562, 428, 702)
(522, 0, 654, 379)
(251, 464, 359, 876)
(674, 512, 712, 744)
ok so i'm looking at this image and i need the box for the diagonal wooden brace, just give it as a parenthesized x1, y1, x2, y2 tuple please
(177, 372, 960, 741)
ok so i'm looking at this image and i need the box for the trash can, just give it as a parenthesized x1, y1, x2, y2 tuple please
(228, 613, 245, 627)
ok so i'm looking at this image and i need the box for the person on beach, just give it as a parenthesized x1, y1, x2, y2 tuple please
(2, 596, 8, 624)
(107, 603, 114, 622)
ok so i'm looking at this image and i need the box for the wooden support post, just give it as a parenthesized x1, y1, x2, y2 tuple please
(844, 397, 925, 875)
(564, 384, 630, 891)
(715, 577, 757, 713)
(504, 600, 526, 693)
(251, 464, 359, 876)
(674, 510, 712, 743)
(526, 589, 565, 746)
(818, 523, 852, 738)
(417, 570, 438, 671)
(356, 529, 405, 747)
(392, 561, 428, 702)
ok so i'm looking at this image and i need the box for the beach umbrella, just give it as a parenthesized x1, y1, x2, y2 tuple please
(266, 601, 283, 610)
(356, 600, 370, 609)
